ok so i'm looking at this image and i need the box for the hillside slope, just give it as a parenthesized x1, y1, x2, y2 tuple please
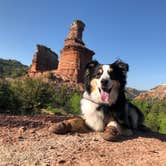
(135, 84, 166, 100)
(125, 87, 143, 100)
(0, 58, 28, 78)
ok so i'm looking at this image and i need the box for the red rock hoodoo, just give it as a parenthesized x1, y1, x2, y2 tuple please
(28, 20, 95, 83)
(28, 45, 58, 77)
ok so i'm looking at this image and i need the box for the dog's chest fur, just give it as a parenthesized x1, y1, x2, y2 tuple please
(80, 92, 112, 131)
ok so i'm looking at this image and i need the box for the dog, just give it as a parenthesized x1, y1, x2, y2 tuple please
(49, 60, 146, 141)
(81, 60, 147, 140)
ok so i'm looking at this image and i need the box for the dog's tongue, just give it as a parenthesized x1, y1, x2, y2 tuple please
(101, 89, 109, 102)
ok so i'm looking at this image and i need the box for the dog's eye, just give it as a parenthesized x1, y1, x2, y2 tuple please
(96, 69, 103, 77)
(108, 68, 113, 74)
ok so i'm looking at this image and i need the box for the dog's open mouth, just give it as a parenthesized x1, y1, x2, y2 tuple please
(99, 87, 112, 102)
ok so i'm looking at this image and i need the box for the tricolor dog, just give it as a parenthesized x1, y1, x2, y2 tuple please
(49, 60, 147, 141)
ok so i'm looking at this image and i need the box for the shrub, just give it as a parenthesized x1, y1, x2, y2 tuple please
(0, 79, 11, 109)
(10, 78, 55, 114)
(45, 72, 56, 80)
(0, 79, 19, 113)
(48, 85, 81, 114)
(0, 78, 56, 114)
(132, 99, 166, 134)
(145, 112, 159, 132)
(157, 112, 166, 134)
(0, 78, 82, 115)
(1, 77, 166, 134)
(68, 92, 82, 114)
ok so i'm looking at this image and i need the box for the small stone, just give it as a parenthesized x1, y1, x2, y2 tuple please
(58, 159, 66, 164)
(150, 150, 159, 153)
(18, 136, 24, 141)
(49, 146, 55, 149)
(100, 154, 106, 157)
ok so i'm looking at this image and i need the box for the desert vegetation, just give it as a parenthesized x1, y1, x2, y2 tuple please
(0, 78, 81, 115)
(0, 77, 166, 134)
(0, 58, 28, 78)
(132, 99, 166, 134)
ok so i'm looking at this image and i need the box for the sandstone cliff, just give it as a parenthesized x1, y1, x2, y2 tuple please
(28, 20, 94, 83)
(135, 84, 166, 100)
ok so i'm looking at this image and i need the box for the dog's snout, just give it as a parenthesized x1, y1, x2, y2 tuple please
(101, 79, 109, 86)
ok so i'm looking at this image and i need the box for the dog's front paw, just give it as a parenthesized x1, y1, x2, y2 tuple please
(102, 126, 121, 141)
(49, 122, 72, 134)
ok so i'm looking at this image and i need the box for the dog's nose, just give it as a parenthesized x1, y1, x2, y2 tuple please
(101, 79, 109, 86)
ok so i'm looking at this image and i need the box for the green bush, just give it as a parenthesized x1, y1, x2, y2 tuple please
(0, 78, 82, 115)
(68, 93, 81, 114)
(47, 85, 81, 114)
(145, 112, 159, 132)
(132, 99, 152, 116)
(45, 72, 56, 80)
(1, 77, 166, 134)
(158, 112, 166, 134)
(11, 78, 53, 114)
(133, 99, 166, 134)
(0, 79, 17, 112)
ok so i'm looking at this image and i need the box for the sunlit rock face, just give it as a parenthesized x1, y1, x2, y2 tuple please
(57, 20, 94, 83)
(28, 20, 94, 83)
(29, 44, 58, 77)
(135, 84, 166, 100)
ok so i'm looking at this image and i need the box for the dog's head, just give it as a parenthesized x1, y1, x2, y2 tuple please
(84, 60, 129, 104)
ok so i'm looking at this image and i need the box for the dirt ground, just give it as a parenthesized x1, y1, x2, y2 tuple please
(0, 114, 165, 166)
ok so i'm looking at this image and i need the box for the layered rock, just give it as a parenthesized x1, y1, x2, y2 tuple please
(28, 45, 58, 77)
(135, 84, 166, 100)
(28, 20, 95, 83)
(57, 20, 94, 82)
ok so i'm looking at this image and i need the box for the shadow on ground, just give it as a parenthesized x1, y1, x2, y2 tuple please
(109, 130, 166, 142)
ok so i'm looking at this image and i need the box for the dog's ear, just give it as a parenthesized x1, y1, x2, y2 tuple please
(85, 60, 99, 76)
(113, 60, 129, 75)
(85, 60, 99, 70)
(84, 60, 99, 93)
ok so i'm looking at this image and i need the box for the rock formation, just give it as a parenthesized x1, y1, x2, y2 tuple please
(28, 20, 95, 83)
(135, 84, 166, 100)
(29, 45, 58, 77)
(57, 20, 94, 82)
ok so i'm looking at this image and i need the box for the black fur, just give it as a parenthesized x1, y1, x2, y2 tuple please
(84, 60, 145, 131)
(110, 60, 129, 89)
(84, 60, 100, 93)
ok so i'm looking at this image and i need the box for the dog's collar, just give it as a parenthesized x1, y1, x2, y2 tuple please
(82, 97, 100, 105)
(82, 91, 102, 105)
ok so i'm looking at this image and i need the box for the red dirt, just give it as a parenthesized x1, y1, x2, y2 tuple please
(0, 114, 165, 166)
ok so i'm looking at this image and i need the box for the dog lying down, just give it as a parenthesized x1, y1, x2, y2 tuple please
(49, 60, 148, 141)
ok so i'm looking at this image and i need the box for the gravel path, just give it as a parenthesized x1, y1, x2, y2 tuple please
(0, 115, 165, 166)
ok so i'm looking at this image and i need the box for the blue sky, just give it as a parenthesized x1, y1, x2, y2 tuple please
(0, 0, 166, 90)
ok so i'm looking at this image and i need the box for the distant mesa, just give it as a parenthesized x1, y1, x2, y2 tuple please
(135, 84, 166, 100)
(28, 20, 95, 83)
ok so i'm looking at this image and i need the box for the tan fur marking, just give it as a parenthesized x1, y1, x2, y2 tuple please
(90, 78, 98, 93)
(64, 117, 89, 132)
(98, 68, 103, 74)
(108, 67, 113, 73)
